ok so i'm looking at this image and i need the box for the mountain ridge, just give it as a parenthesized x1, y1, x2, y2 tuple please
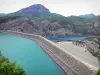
(0, 4, 99, 37)
(17, 4, 50, 17)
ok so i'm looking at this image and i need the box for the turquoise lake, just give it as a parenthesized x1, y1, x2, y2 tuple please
(48, 36, 88, 42)
(0, 33, 66, 75)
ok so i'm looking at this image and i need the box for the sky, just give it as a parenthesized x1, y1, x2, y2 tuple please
(0, 0, 100, 16)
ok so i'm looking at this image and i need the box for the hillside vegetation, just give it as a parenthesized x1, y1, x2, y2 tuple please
(0, 51, 26, 75)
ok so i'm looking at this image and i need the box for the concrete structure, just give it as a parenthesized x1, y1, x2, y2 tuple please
(0, 30, 96, 75)
(56, 42, 99, 70)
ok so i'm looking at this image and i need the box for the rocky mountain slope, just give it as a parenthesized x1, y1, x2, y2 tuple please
(0, 13, 6, 17)
(0, 4, 100, 37)
(0, 17, 74, 37)
(93, 16, 100, 34)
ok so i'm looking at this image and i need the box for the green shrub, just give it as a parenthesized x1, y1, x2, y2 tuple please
(97, 37, 100, 41)
(0, 51, 26, 75)
(96, 68, 100, 75)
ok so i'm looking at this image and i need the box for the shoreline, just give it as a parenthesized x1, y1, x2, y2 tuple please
(0, 30, 97, 75)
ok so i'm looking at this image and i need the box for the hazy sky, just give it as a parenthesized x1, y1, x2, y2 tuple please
(0, 0, 100, 16)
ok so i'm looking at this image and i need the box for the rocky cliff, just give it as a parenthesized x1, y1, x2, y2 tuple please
(0, 17, 74, 37)
(93, 16, 100, 34)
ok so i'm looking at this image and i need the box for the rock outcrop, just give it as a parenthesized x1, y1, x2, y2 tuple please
(0, 17, 74, 37)
(93, 16, 100, 34)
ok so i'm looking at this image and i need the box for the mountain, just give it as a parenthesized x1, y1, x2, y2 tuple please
(92, 16, 100, 34)
(0, 13, 6, 17)
(79, 13, 95, 18)
(0, 4, 99, 36)
(0, 17, 74, 37)
(79, 13, 96, 22)
(17, 4, 50, 17)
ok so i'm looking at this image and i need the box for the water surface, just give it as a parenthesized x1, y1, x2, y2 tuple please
(0, 33, 66, 75)
(48, 36, 87, 42)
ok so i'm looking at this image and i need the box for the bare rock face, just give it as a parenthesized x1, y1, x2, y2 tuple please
(0, 14, 99, 36)
(0, 17, 75, 37)
(84, 16, 100, 35)
(17, 4, 50, 17)
(93, 16, 100, 34)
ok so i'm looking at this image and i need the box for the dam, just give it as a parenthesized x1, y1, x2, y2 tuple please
(0, 30, 96, 75)
(0, 33, 66, 75)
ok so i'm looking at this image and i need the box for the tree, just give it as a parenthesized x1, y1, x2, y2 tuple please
(96, 68, 100, 75)
(0, 51, 26, 75)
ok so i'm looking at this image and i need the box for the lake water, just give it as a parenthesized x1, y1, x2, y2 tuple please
(48, 36, 87, 42)
(0, 33, 66, 75)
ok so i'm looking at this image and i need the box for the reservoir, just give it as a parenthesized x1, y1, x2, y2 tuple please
(48, 36, 87, 42)
(0, 33, 66, 75)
